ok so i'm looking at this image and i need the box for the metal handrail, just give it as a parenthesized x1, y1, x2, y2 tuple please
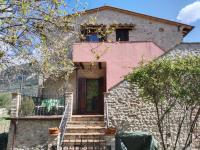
(57, 102, 70, 150)
(105, 96, 109, 128)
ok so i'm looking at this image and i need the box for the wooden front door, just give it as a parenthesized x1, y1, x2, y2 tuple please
(78, 78, 105, 114)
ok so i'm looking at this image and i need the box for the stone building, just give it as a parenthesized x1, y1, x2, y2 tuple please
(6, 6, 200, 150)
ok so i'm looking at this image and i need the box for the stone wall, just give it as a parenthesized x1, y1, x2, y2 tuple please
(105, 44, 200, 149)
(105, 81, 158, 133)
(76, 9, 183, 50)
(166, 42, 200, 57)
(6, 119, 60, 150)
(0, 108, 10, 134)
(6, 91, 73, 150)
(105, 81, 200, 149)
(10, 93, 21, 118)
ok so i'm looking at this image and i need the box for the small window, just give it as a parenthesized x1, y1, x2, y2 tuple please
(81, 25, 107, 42)
(116, 29, 129, 41)
(86, 34, 101, 42)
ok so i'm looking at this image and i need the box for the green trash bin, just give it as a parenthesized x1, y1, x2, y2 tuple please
(116, 131, 158, 150)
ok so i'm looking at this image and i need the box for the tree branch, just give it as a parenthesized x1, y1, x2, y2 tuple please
(155, 101, 166, 150)
(173, 107, 187, 150)
(183, 107, 200, 150)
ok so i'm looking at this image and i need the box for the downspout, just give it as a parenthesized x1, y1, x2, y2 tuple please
(11, 120, 17, 150)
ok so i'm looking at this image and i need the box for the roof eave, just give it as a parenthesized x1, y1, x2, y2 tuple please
(81, 6, 194, 35)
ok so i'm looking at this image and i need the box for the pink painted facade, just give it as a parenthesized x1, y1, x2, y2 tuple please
(73, 42, 164, 90)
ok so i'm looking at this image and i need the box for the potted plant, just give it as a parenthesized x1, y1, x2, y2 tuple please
(49, 127, 59, 135)
(105, 127, 117, 135)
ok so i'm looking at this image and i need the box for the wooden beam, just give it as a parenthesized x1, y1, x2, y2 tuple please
(79, 63, 84, 69)
(110, 23, 136, 30)
(98, 62, 102, 69)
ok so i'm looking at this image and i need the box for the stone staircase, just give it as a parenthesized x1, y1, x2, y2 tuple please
(61, 115, 107, 149)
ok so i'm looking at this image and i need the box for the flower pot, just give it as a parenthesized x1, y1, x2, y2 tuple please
(49, 127, 59, 135)
(105, 127, 117, 135)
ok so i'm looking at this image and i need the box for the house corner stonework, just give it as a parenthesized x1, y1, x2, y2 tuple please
(105, 80, 200, 149)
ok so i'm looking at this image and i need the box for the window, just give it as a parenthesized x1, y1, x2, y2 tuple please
(116, 29, 129, 41)
(86, 34, 101, 42)
(81, 25, 107, 42)
(83, 31, 106, 42)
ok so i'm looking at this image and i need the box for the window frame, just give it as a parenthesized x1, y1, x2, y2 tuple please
(116, 29, 129, 41)
(80, 25, 107, 42)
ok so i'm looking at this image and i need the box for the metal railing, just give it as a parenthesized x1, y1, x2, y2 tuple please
(104, 95, 109, 128)
(19, 95, 65, 116)
(57, 101, 71, 150)
(55, 92, 73, 150)
(60, 136, 107, 150)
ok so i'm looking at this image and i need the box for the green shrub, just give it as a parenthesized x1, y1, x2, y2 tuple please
(0, 93, 11, 110)
(20, 96, 35, 116)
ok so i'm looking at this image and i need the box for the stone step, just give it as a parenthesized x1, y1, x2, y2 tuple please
(62, 138, 106, 149)
(62, 139, 106, 144)
(67, 124, 104, 128)
(67, 126, 105, 129)
(61, 144, 107, 150)
(68, 121, 105, 126)
(61, 147, 107, 150)
(66, 126, 105, 133)
(71, 115, 104, 121)
(61, 147, 106, 150)
(51, 115, 106, 148)
(64, 133, 105, 139)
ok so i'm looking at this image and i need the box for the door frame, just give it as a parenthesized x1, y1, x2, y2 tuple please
(77, 77, 105, 114)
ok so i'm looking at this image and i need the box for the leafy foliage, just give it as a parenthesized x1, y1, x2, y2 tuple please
(0, 0, 115, 82)
(126, 56, 200, 150)
(126, 56, 200, 105)
(0, 0, 89, 79)
(0, 93, 11, 109)
(20, 96, 35, 116)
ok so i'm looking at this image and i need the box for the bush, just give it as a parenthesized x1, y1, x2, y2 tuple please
(0, 93, 11, 110)
(20, 96, 35, 116)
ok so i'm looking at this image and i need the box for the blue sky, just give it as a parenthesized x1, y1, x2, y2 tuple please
(67, 0, 200, 42)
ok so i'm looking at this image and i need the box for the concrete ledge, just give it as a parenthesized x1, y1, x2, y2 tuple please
(5, 115, 62, 120)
